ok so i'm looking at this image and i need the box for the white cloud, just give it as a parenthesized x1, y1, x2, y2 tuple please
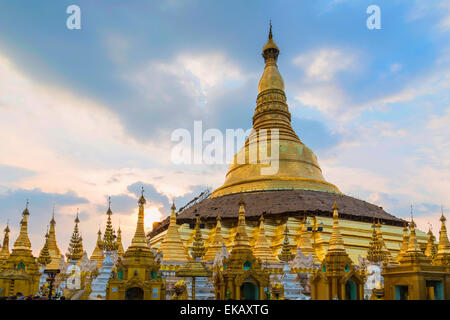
(293, 48, 357, 82)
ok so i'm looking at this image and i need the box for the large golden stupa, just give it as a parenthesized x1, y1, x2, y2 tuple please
(149, 26, 427, 264)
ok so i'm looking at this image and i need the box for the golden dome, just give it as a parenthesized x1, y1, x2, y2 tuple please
(211, 25, 340, 198)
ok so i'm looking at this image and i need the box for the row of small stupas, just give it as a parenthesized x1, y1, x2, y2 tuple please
(0, 192, 449, 299)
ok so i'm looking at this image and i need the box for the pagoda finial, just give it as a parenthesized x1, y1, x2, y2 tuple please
(327, 198, 345, 252)
(269, 20, 273, 39)
(138, 185, 146, 205)
(233, 200, 250, 249)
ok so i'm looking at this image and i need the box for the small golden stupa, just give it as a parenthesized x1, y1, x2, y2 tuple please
(66, 212, 84, 262)
(106, 188, 165, 300)
(0, 202, 40, 297)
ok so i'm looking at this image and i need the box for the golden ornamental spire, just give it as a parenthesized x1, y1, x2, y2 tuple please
(253, 214, 277, 263)
(90, 229, 103, 267)
(424, 225, 437, 260)
(66, 211, 84, 261)
(232, 199, 250, 250)
(101, 197, 118, 252)
(130, 187, 150, 249)
(203, 214, 225, 262)
(0, 223, 10, 260)
(327, 199, 345, 252)
(376, 220, 394, 265)
(37, 230, 51, 266)
(13, 200, 32, 251)
(399, 215, 429, 265)
(278, 223, 295, 263)
(296, 216, 317, 262)
(433, 209, 450, 266)
(191, 213, 206, 260)
(367, 219, 382, 263)
(160, 202, 188, 262)
(396, 222, 409, 263)
(116, 226, 125, 256)
(46, 206, 61, 269)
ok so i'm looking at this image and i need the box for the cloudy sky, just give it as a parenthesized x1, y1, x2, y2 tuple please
(0, 0, 449, 255)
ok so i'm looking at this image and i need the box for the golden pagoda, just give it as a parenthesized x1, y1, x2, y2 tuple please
(382, 216, 450, 300)
(203, 215, 225, 262)
(159, 203, 188, 262)
(433, 211, 450, 267)
(0, 223, 10, 264)
(66, 212, 84, 262)
(46, 210, 61, 270)
(253, 214, 277, 264)
(106, 188, 165, 300)
(310, 200, 365, 300)
(0, 202, 40, 297)
(214, 200, 269, 300)
(117, 226, 125, 256)
(148, 25, 425, 266)
(211, 22, 340, 198)
(424, 226, 437, 261)
(90, 229, 104, 268)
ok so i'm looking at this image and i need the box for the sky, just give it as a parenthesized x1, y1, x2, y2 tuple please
(0, 0, 449, 256)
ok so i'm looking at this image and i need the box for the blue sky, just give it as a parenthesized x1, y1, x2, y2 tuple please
(0, 0, 449, 254)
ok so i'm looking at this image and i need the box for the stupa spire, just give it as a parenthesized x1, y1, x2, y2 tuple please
(232, 199, 250, 250)
(433, 208, 450, 266)
(0, 222, 10, 260)
(160, 202, 188, 262)
(396, 222, 409, 263)
(203, 214, 225, 262)
(278, 223, 295, 263)
(376, 220, 394, 264)
(253, 214, 277, 263)
(37, 229, 51, 266)
(367, 219, 382, 263)
(296, 216, 317, 262)
(46, 205, 61, 269)
(424, 224, 437, 260)
(327, 199, 345, 252)
(13, 200, 32, 251)
(116, 225, 125, 256)
(101, 197, 118, 252)
(130, 186, 149, 249)
(90, 229, 103, 267)
(399, 212, 429, 265)
(191, 213, 206, 261)
(66, 210, 84, 261)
